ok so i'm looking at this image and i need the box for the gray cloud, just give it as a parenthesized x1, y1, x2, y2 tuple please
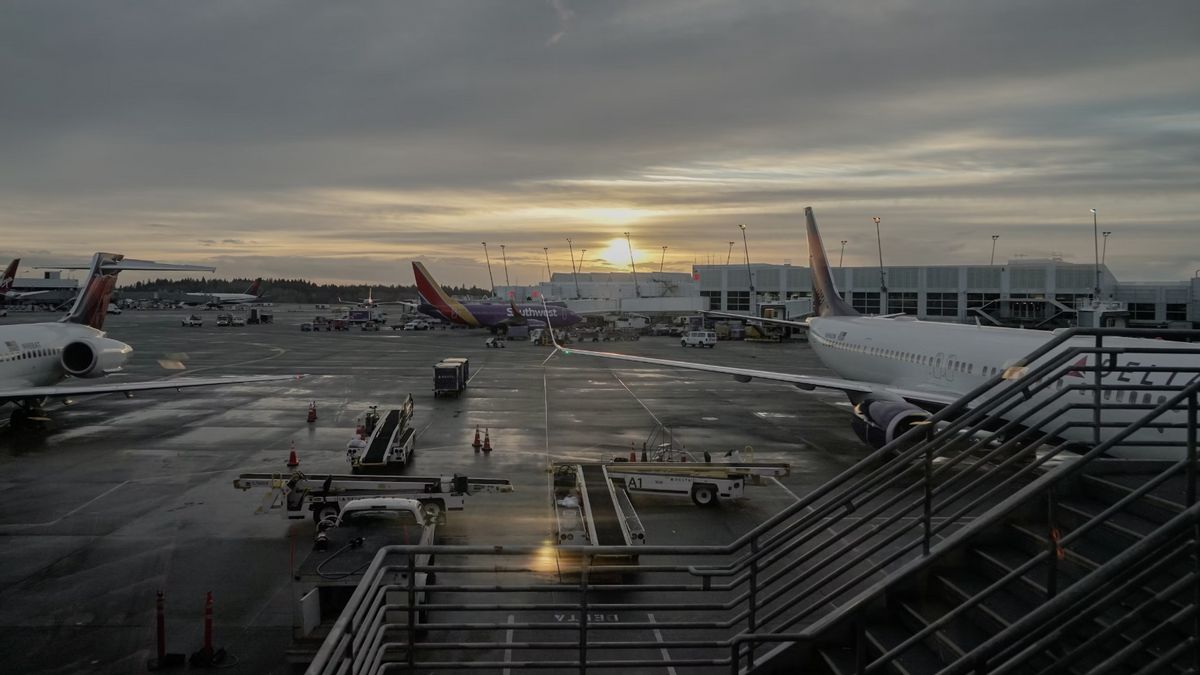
(0, 0, 1197, 285)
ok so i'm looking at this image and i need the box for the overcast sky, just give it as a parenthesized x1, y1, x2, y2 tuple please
(2, 1, 1198, 286)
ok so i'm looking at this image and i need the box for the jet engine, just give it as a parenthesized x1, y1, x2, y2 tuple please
(61, 338, 132, 378)
(850, 396, 933, 450)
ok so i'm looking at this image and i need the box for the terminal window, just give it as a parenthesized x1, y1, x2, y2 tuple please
(926, 292, 959, 317)
(887, 292, 918, 315)
(967, 293, 1000, 308)
(851, 292, 880, 314)
(1129, 303, 1156, 321)
(727, 291, 750, 312)
(1166, 304, 1187, 321)
(700, 291, 721, 311)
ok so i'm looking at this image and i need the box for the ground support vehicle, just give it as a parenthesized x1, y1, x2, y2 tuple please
(247, 308, 273, 324)
(232, 470, 513, 524)
(347, 395, 417, 473)
(216, 313, 233, 327)
(681, 330, 718, 347)
(181, 315, 202, 327)
(484, 337, 506, 348)
(552, 460, 791, 565)
(231, 316, 246, 327)
(433, 359, 467, 397)
(289, 498, 437, 658)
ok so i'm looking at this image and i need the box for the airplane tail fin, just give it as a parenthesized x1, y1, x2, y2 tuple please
(0, 258, 17, 293)
(61, 253, 121, 330)
(412, 262, 446, 307)
(246, 277, 263, 296)
(806, 207, 859, 318)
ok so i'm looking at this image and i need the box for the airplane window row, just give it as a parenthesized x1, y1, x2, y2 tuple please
(825, 336, 1002, 378)
(2, 347, 61, 362)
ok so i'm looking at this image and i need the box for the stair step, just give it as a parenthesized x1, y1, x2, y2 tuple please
(1057, 496, 1163, 544)
(933, 568, 1029, 633)
(815, 646, 856, 675)
(896, 595, 992, 660)
(1078, 473, 1183, 525)
(863, 622, 948, 675)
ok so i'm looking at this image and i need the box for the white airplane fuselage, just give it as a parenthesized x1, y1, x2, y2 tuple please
(807, 315, 1198, 459)
(1, 322, 130, 389)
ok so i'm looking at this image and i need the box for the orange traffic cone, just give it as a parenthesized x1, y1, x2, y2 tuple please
(307, 401, 317, 423)
(482, 428, 492, 453)
(629, 443, 636, 462)
(287, 441, 300, 468)
(472, 426, 482, 451)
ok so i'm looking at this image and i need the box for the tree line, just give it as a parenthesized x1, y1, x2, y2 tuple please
(121, 278, 492, 304)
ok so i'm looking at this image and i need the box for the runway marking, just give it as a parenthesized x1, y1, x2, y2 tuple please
(0, 480, 129, 530)
(648, 613, 677, 675)
(467, 366, 484, 385)
(608, 372, 664, 427)
(503, 614, 515, 675)
(167, 342, 290, 377)
(769, 477, 801, 503)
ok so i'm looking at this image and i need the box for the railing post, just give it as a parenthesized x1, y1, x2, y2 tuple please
(854, 615, 867, 675)
(1189, 393, 1199, 675)
(1093, 335, 1103, 447)
(579, 558, 589, 675)
(748, 536, 759, 670)
(407, 552, 417, 672)
(1046, 489, 1059, 599)
(923, 426, 934, 555)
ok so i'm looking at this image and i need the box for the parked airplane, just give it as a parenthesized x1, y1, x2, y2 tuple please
(550, 207, 1197, 459)
(184, 278, 264, 307)
(412, 262, 583, 330)
(0, 259, 50, 303)
(1, 255, 298, 429)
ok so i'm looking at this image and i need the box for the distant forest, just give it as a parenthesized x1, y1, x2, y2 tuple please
(121, 278, 492, 304)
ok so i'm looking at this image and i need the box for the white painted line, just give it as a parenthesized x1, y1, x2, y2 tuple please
(466, 366, 484, 385)
(648, 613, 677, 675)
(0, 480, 129, 530)
(769, 476, 801, 503)
(503, 613, 515, 675)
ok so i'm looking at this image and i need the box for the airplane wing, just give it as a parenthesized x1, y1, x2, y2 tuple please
(0, 374, 304, 403)
(701, 310, 811, 330)
(552, 344, 958, 408)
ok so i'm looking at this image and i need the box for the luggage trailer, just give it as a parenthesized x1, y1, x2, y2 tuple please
(233, 470, 513, 524)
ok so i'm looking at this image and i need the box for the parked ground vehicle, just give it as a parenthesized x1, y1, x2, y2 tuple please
(300, 322, 314, 332)
(404, 320, 431, 331)
(485, 337, 506, 348)
(232, 316, 246, 327)
(681, 330, 718, 348)
(181, 315, 203, 327)
(216, 314, 233, 327)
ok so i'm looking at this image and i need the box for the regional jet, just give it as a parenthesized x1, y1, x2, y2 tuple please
(184, 278, 264, 307)
(412, 262, 583, 330)
(551, 207, 1198, 459)
(1, 256, 298, 429)
(0, 259, 50, 303)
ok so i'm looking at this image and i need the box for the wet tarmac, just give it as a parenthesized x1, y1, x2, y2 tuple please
(0, 308, 867, 673)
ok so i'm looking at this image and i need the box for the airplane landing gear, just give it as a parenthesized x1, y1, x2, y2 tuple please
(8, 401, 49, 431)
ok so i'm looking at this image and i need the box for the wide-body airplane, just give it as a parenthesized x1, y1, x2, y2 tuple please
(552, 207, 1198, 459)
(337, 288, 408, 308)
(1, 259, 50, 303)
(184, 278, 263, 307)
(2, 256, 297, 429)
(412, 262, 583, 330)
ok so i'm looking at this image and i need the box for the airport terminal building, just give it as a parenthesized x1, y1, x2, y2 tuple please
(505, 260, 1199, 328)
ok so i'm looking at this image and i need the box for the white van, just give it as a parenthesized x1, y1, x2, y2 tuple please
(681, 330, 717, 348)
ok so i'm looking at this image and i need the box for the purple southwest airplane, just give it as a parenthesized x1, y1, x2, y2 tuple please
(412, 262, 583, 329)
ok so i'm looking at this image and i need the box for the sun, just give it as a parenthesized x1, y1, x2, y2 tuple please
(595, 238, 643, 268)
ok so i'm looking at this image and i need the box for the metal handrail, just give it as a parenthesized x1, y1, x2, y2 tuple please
(308, 327, 1200, 674)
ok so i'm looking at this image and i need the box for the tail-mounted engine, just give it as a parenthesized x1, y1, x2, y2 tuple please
(61, 338, 131, 378)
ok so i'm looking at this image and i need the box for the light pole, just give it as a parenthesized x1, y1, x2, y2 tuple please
(625, 232, 640, 298)
(990, 234, 999, 266)
(481, 242, 496, 296)
(543, 247, 551, 282)
(660, 246, 667, 273)
(726, 241, 735, 266)
(499, 244, 510, 289)
(564, 237, 583, 297)
(1091, 209, 1100, 299)
(839, 240, 847, 268)
(1101, 231, 1111, 265)
(873, 217, 887, 296)
(579, 249, 587, 273)
(739, 224, 754, 309)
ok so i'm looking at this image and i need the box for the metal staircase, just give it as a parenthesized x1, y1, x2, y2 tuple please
(307, 327, 1200, 674)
